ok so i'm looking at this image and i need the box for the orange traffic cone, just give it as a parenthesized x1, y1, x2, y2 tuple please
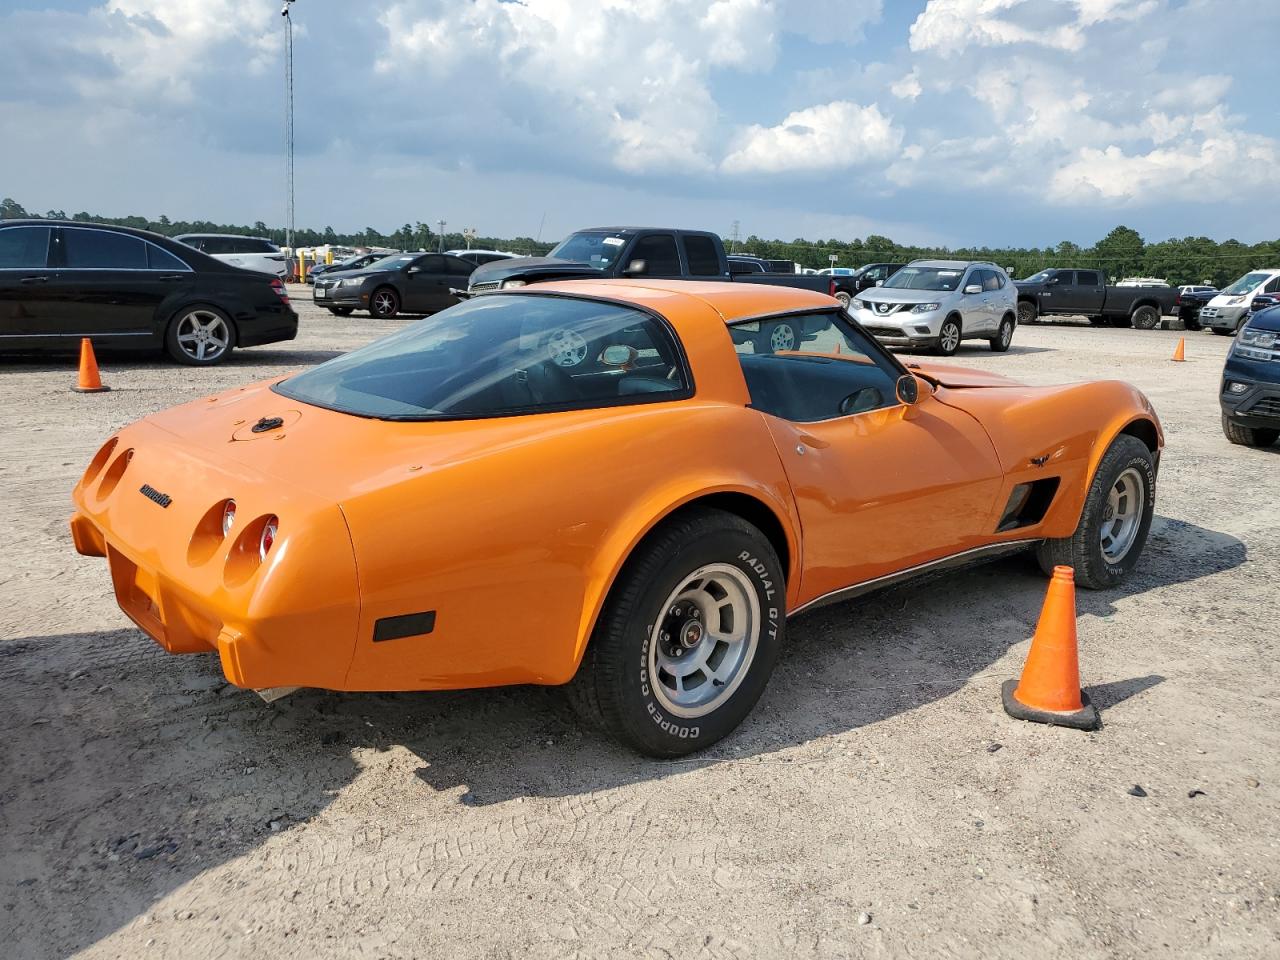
(1001, 566, 1099, 730)
(1171, 337, 1186, 362)
(72, 338, 110, 393)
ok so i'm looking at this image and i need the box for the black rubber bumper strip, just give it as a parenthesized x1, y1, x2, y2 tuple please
(373, 611, 437, 643)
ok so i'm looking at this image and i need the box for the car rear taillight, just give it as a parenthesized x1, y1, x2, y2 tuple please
(270, 278, 290, 305)
(259, 516, 278, 561)
(222, 500, 237, 536)
(829, 279, 837, 297)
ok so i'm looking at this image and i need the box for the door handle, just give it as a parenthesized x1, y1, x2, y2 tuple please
(19, 275, 50, 284)
(159, 273, 187, 281)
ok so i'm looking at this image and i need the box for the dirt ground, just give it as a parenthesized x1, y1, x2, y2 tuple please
(2, 292, 1277, 960)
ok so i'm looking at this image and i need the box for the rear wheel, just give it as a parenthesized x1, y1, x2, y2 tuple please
(935, 317, 961, 356)
(328, 306, 354, 317)
(989, 315, 1014, 352)
(835, 291, 852, 309)
(568, 508, 784, 757)
(1036, 435, 1155, 589)
(369, 287, 399, 319)
(1222, 414, 1279, 448)
(165, 306, 236, 366)
(1017, 301, 1037, 325)
(1131, 305, 1160, 330)
(754, 319, 798, 354)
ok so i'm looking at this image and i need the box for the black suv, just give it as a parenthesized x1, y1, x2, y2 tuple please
(1221, 305, 1280, 447)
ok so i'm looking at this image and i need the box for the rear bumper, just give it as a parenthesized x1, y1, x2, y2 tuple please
(238, 308, 298, 347)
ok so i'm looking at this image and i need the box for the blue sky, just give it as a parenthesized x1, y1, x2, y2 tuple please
(2, 0, 1278, 251)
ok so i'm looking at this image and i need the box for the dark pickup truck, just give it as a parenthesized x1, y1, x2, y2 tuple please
(467, 227, 836, 299)
(1015, 268, 1177, 329)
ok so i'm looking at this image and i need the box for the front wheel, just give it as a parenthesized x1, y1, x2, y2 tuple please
(1036, 435, 1155, 589)
(1131, 305, 1160, 330)
(1017, 301, 1037, 325)
(935, 317, 961, 356)
(989, 316, 1014, 352)
(568, 508, 785, 757)
(165, 306, 236, 366)
(1222, 413, 1279, 448)
(835, 291, 852, 309)
(369, 287, 399, 319)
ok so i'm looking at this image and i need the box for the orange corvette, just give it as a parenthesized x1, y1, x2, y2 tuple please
(71, 281, 1162, 756)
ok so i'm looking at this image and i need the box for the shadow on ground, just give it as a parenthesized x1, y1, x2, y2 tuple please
(0, 347, 343, 372)
(0, 514, 1243, 957)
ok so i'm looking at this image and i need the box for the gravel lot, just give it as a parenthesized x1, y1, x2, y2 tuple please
(2, 291, 1277, 959)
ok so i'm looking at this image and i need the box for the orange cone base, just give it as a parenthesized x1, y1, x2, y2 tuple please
(1001, 679, 1099, 731)
(71, 384, 111, 393)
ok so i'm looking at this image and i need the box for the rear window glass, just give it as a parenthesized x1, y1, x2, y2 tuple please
(274, 294, 690, 420)
(147, 243, 188, 270)
(0, 226, 50, 268)
(62, 229, 147, 269)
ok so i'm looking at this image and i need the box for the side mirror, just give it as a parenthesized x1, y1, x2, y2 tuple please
(964, 283, 982, 295)
(623, 259, 648, 276)
(896, 373, 921, 406)
(874, 280, 884, 287)
(599, 344, 638, 368)
(407, 266, 421, 275)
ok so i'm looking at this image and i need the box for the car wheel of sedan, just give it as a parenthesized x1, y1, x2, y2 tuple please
(369, 287, 399, 319)
(328, 307, 354, 317)
(1017, 301, 1037, 324)
(1036, 434, 1155, 589)
(1131, 305, 1160, 330)
(989, 315, 1015, 352)
(755, 320, 798, 354)
(568, 507, 784, 757)
(1222, 413, 1279, 448)
(165, 306, 236, 366)
(936, 317, 962, 356)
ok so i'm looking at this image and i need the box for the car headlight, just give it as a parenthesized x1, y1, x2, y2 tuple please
(502, 279, 528, 289)
(1239, 329, 1277, 349)
(1227, 296, 1245, 305)
(851, 298, 867, 310)
(339, 277, 365, 287)
(1225, 381, 1250, 394)
(911, 302, 941, 313)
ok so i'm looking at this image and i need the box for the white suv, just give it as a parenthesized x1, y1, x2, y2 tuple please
(849, 259, 1018, 355)
(175, 233, 288, 278)
(1200, 269, 1280, 335)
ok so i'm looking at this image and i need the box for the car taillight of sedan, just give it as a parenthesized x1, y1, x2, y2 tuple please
(270, 279, 291, 305)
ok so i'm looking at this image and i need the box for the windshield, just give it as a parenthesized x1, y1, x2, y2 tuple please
(547, 231, 630, 269)
(882, 266, 965, 292)
(273, 294, 687, 420)
(365, 254, 417, 271)
(1222, 272, 1272, 296)
(1022, 270, 1055, 283)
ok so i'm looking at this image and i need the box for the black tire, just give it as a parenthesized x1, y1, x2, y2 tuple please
(1210, 326, 1234, 336)
(754, 319, 798, 354)
(1108, 315, 1133, 328)
(1017, 301, 1037, 324)
(164, 305, 237, 366)
(1222, 413, 1279, 448)
(1183, 318, 1202, 331)
(935, 316, 962, 356)
(568, 508, 785, 757)
(989, 315, 1015, 352)
(835, 291, 852, 309)
(1036, 435, 1155, 589)
(328, 306, 354, 317)
(1087, 315, 1107, 327)
(1131, 305, 1160, 330)
(369, 286, 399, 319)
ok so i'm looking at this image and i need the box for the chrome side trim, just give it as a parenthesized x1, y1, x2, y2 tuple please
(789, 539, 1039, 616)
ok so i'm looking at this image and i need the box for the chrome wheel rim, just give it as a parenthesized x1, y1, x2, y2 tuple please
(770, 323, 796, 352)
(648, 563, 760, 719)
(372, 291, 396, 315)
(940, 322, 960, 352)
(546, 328, 588, 367)
(1101, 467, 1145, 564)
(836, 292, 851, 308)
(175, 310, 230, 362)
(1018, 303, 1035, 323)
(1000, 321, 1013, 347)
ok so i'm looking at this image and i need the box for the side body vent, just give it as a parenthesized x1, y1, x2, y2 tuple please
(997, 478, 1061, 533)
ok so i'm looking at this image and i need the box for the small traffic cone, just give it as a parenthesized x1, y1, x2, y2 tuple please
(1001, 566, 1099, 730)
(1171, 337, 1186, 362)
(72, 338, 110, 393)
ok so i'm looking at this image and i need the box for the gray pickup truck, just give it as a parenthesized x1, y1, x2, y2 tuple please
(1014, 268, 1176, 329)
(467, 227, 835, 301)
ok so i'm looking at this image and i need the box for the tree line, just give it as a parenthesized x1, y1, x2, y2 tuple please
(3, 198, 1276, 287)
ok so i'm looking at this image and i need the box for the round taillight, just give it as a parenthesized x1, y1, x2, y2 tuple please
(222, 500, 237, 537)
(259, 517, 278, 561)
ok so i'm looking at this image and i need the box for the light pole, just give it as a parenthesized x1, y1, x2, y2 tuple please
(437, 219, 446, 253)
(282, 0, 297, 253)
(462, 227, 477, 250)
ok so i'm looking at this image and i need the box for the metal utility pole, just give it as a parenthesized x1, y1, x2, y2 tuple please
(282, 0, 297, 252)
(436, 219, 446, 252)
(729, 220, 740, 254)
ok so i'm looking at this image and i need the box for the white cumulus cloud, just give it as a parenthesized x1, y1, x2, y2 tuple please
(722, 101, 901, 174)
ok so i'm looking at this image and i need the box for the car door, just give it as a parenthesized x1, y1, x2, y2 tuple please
(442, 255, 476, 308)
(964, 269, 996, 333)
(44, 226, 182, 339)
(0, 224, 56, 337)
(401, 255, 449, 312)
(1072, 270, 1105, 313)
(730, 310, 1005, 604)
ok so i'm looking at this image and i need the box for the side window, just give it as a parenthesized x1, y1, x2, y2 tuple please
(968, 269, 990, 291)
(867, 266, 886, 281)
(227, 238, 277, 254)
(199, 237, 230, 254)
(416, 254, 446, 273)
(0, 226, 51, 268)
(444, 256, 475, 278)
(983, 270, 1003, 292)
(730, 311, 900, 422)
(1265, 276, 1280, 294)
(1077, 270, 1101, 287)
(627, 234, 681, 276)
(146, 243, 189, 271)
(682, 235, 722, 277)
(62, 229, 147, 269)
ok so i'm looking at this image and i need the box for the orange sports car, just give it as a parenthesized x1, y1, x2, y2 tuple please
(70, 281, 1162, 756)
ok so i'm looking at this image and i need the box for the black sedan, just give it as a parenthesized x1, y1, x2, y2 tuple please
(311, 252, 475, 318)
(307, 251, 392, 284)
(0, 220, 297, 366)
